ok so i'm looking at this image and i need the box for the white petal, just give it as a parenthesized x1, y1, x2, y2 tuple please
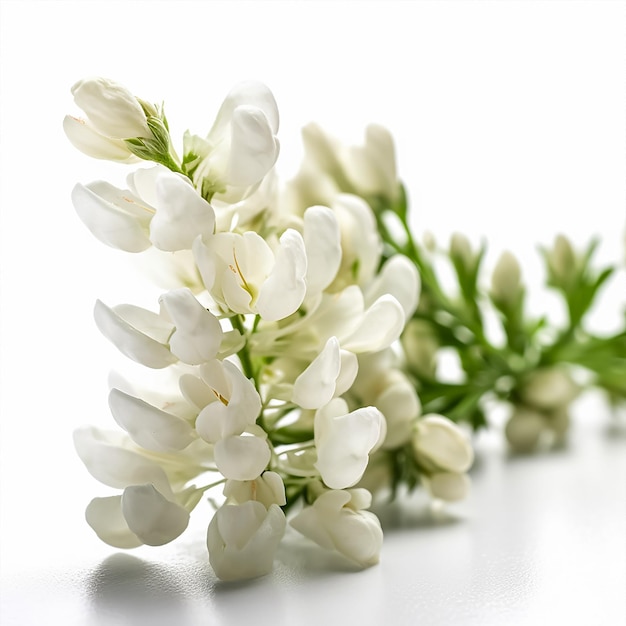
(209, 81, 279, 139)
(214, 436, 270, 481)
(365, 255, 420, 319)
(315, 403, 384, 489)
(64, 116, 138, 162)
(108, 388, 194, 452)
(343, 294, 405, 353)
(73, 426, 173, 496)
(256, 229, 307, 321)
(85, 496, 142, 549)
(121, 484, 189, 546)
(226, 106, 279, 187)
(159, 289, 223, 364)
(150, 172, 215, 251)
(334, 350, 359, 397)
(192, 235, 218, 292)
(292, 337, 341, 409)
(94, 300, 176, 369)
(303, 206, 342, 295)
(71, 182, 151, 252)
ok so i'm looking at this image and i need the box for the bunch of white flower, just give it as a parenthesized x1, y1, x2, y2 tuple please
(66, 77, 473, 581)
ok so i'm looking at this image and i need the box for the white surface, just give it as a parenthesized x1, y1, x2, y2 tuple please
(1, 1, 625, 625)
(1, 405, 625, 626)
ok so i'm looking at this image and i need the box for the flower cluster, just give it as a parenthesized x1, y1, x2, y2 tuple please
(66, 78, 473, 581)
(285, 124, 625, 453)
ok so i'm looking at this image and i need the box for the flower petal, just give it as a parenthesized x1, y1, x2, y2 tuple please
(73, 426, 173, 496)
(226, 106, 279, 187)
(94, 300, 177, 369)
(315, 401, 384, 489)
(150, 172, 215, 251)
(71, 182, 152, 252)
(343, 294, 405, 353)
(303, 206, 342, 295)
(292, 337, 341, 410)
(64, 116, 138, 162)
(214, 435, 270, 481)
(256, 229, 307, 321)
(121, 484, 189, 546)
(159, 289, 223, 364)
(85, 495, 143, 549)
(108, 388, 194, 452)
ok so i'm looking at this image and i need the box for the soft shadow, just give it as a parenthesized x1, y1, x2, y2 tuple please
(86, 553, 195, 626)
(372, 498, 463, 532)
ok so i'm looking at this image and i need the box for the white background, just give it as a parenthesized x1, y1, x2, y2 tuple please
(1, 1, 625, 624)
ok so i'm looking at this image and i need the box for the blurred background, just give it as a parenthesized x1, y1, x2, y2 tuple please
(1, 0, 624, 584)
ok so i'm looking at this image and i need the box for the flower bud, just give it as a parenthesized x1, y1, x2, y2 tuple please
(412, 414, 474, 474)
(71, 77, 151, 139)
(504, 407, 546, 452)
(491, 251, 522, 307)
(519, 367, 579, 412)
(449, 232, 475, 271)
(545, 234, 577, 289)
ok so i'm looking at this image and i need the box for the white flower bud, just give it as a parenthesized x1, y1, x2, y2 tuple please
(546, 234, 577, 288)
(520, 367, 579, 411)
(491, 251, 522, 307)
(505, 407, 546, 452)
(449, 232, 475, 270)
(71, 77, 151, 139)
(207, 502, 286, 581)
(412, 414, 474, 474)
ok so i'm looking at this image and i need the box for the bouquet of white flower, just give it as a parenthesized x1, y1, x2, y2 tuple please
(66, 77, 474, 581)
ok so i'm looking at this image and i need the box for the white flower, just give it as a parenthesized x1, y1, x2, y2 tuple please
(314, 398, 385, 489)
(71, 77, 152, 139)
(190, 359, 262, 443)
(65, 77, 153, 162)
(185, 81, 279, 200)
(412, 414, 474, 474)
(72, 168, 215, 253)
(74, 427, 202, 547)
(194, 229, 307, 321)
(290, 488, 383, 567)
(207, 502, 286, 581)
(94, 289, 222, 368)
